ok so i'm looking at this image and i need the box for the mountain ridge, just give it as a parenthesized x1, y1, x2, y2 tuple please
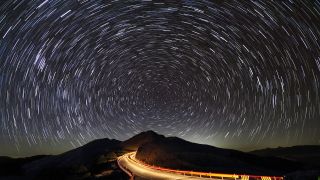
(0, 130, 319, 179)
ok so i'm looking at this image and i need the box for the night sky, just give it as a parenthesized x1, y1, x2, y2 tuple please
(1, 0, 320, 157)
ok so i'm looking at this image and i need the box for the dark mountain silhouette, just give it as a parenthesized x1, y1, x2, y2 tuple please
(250, 145, 320, 167)
(0, 155, 49, 177)
(250, 146, 320, 179)
(21, 138, 128, 180)
(135, 133, 320, 177)
(119, 130, 165, 151)
(0, 138, 127, 180)
(0, 131, 319, 180)
(0, 131, 164, 179)
(24, 138, 120, 172)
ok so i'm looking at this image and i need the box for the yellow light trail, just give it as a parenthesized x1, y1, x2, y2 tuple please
(117, 152, 284, 180)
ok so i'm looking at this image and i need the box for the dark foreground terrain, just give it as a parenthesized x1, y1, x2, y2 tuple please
(0, 131, 319, 180)
(0, 138, 129, 180)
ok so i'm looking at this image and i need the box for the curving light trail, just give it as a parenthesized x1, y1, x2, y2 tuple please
(117, 152, 284, 180)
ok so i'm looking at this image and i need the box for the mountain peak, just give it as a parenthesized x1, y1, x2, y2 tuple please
(119, 130, 164, 151)
(138, 130, 159, 136)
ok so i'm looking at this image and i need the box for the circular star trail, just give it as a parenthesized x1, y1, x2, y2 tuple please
(0, 0, 320, 155)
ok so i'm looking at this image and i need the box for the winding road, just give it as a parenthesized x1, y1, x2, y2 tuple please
(117, 152, 284, 180)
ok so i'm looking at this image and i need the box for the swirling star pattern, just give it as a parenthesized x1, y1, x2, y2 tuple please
(0, 0, 320, 156)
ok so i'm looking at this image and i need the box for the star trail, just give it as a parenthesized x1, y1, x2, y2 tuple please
(0, 0, 320, 156)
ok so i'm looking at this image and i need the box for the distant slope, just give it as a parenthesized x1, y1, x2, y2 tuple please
(135, 134, 304, 176)
(250, 145, 320, 167)
(0, 155, 48, 176)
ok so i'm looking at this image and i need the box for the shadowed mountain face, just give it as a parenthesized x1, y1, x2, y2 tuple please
(135, 133, 318, 176)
